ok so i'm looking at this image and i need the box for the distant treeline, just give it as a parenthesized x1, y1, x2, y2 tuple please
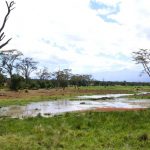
(92, 80, 150, 86)
(0, 50, 150, 91)
(1, 74, 150, 91)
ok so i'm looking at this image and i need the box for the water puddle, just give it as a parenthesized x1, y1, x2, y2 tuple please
(77, 94, 133, 100)
(0, 93, 150, 118)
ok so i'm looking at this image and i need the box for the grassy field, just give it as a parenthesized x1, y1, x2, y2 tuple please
(0, 85, 150, 106)
(80, 85, 150, 91)
(0, 110, 150, 149)
(0, 86, 150, 149)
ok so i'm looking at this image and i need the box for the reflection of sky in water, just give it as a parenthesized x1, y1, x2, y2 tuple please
(77, 94, 133, 99)
(0, 93, 150, 118)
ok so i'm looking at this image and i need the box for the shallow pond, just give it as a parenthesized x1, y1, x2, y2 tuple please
(0, 93, 150, 118)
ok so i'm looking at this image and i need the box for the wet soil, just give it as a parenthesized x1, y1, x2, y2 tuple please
(93, 107, 145, 112)
(0, 88, 132, 100)
(0, 94, 149, 118)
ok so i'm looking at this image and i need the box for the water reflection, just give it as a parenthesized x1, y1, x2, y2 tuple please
(0, 93, 150, 118)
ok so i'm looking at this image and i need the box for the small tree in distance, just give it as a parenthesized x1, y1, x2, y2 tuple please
(36, 67, 51, 80)
(70, 74, 92, 88)
(16, 57, 38, 83)
(133, 49, 150, 77)
(53, 69, 72, 90)
(0, 49, 23, 79)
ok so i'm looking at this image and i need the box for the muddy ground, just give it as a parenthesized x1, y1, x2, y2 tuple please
(0, 88, 132, 100)
(1, 88, 149, 112)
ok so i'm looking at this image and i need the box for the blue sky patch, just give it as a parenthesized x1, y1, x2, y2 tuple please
(89, 0, 120, 23)
(90, 0, 109, 10)
(98, 14, 118, 23)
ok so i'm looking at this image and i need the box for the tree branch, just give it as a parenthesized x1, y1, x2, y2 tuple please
(0, 32, 5, 41)
(0, 1, 15, 33)
(0, 1, 15, 49)
(0, 38, 12, 49)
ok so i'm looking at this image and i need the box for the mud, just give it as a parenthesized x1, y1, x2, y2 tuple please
(0, 93, 150, 118)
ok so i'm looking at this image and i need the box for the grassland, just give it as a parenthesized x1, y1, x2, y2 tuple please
(0, 85, 150, 107)
(0, 110, 150, 149)
(1, 85, 150, 149)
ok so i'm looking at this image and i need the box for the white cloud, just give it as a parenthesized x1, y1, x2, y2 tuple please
(1, 0, 150, 81)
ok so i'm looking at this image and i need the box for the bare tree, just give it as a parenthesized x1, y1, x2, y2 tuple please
(36, 67, 51, 80)
(0, 49, 23, 78)
(0, 1, 15, 49)
(16, 57, 38, 82)
(133, 49, 150, 77)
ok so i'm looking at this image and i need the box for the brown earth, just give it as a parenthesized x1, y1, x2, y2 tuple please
(0, 88, 148, 112)
(0, 88, 131, 100)
(78, 107, 145, 113)
(94, 107, 145, 111)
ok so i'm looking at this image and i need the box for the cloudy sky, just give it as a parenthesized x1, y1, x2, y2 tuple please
(1, 0, 150, 81)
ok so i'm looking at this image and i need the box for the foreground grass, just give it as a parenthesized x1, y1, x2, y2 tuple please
(0, 110, 150, 149)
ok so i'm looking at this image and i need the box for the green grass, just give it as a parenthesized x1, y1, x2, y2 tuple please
(1, 85, 150, 107)
(0, 93, 82, 107)
(128, 93, 150, 100)
(1, 86, 150, 149)
(0, 95, 71, 107)
(0, 110, 150, 149)
(79, 85, 150, 92)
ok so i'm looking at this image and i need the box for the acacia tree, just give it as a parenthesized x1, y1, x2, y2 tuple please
(0, 1, 15, 49)
(53, 69, 72, 89)
(133, 49, 150, 77)
(16, 57, 38, 82)
(36, 67, 51, 80)
(0, 49, 23, 78)
(70, 74, 92, 87)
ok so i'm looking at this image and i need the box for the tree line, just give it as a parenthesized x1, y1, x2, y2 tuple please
(1, 49, 150, 90)
(0, 49, 93, 90)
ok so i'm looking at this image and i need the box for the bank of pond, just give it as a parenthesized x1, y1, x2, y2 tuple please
(1, 93, 150, 118)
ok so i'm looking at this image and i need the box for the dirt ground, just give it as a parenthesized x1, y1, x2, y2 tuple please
(94, 107, 145, 111)
(0, 88, 131, 100)
(0, 88, 148, 112)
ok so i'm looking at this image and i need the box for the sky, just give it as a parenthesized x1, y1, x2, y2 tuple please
(1, 0, 150, 82)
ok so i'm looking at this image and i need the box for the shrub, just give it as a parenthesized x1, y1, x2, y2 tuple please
(10, 74, 25, 91)
(0, 73, 6, 87)
(28, 80, 40, 90)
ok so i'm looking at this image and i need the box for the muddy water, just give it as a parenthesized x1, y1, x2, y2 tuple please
(77, 94, 133, 99)
(0, 93, 150, 118)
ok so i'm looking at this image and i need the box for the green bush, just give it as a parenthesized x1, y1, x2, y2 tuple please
(0, 73, 6, 87)
(28, 80, 40, 90)
(37, 80, 53, 89)
(10, 74, 25, 91)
